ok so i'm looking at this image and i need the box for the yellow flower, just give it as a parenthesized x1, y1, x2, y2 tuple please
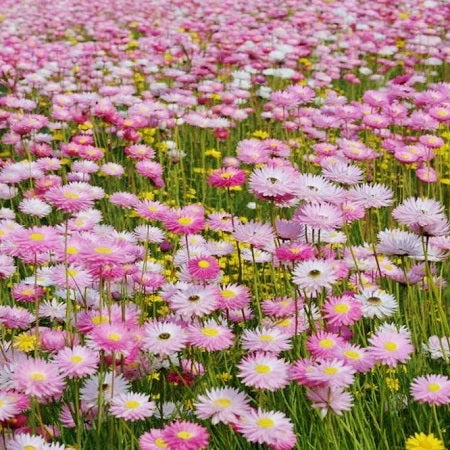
(405, 433, 445, 450)
(204, 149, 221, 159)
(385, 377, 400, 392)
(78, 121, 93, 130)
(251, 130, 270, 139)
(13, 333, 38, 352)
(218, 372, 232, 382)
(141, 192, 155, 200)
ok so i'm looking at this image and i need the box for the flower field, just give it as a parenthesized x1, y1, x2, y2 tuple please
(0, 0, 449, 448)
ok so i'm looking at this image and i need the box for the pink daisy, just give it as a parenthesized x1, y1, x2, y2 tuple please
(187, 255, 221, 281)
(232, 220, 275, 249)
(307, 332, 345, 359)
(208, 167, 246, 188)
(368, 324, 414, 367)
(275, 243, 315, 263)
(216, 284, 251, 310)
(292, 259, 338, 297)
(139, 429, 169, 450)
(163, 207, 205, 235)
(335, 344, 374, 373)
(322, 295, 363, 326)
(135, 160, 165, 188)
(81, 372, 130, 408)
(135, 200, 170, 221)
(262, 297, 298, 318)
(249, 165, 300, 203)
(294, 202, 344, 231)
(143, 321, 187, 356)
(54, 345, 99, 378)
(88, 322, 133, 354)
(206, 212, 234, 232)
(110, 392, 156, 421)
(236, 408, 296, 449)
(50, 264, 93, 290)
(12, 283, 45, 303)
(44, 183, 97, 213)
(410, 374, 450, 406)
(195, 387, 251, 425)
(346, 183, 393, 208)
(306, 386, 353, 417)
(169, 285, 218, 318)
(306, 359, 355, 388)
(0, 391, 20, 421)
(162, 420, 209, 450)
(109, 192, 139, 208)
(188, 320, 234, 351)
(237, 352, 290, 391)
(13, 358, 65, 401)
(241, 327, 292, 354)
(9, 226, 59, 255)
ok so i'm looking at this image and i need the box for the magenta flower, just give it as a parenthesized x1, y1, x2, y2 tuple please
(187, 255, 221, 281)
(208, 167, 246, 188)
(162, 420, 209, 450)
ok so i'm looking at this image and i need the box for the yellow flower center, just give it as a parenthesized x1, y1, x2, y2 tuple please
(94, 246, 113, 254)
(63, 192, 80, 199)
(67, 246, 78, 255)
(323, 366, 339, 375)
(154, 438, 168, 448)
(220, 171, 234, 179)
(257, 418, 275, 428)
(258, 334, 274, 342)
(91, 315, 110, 325)
(221, 289, 235, 298)
(124, 400, 140, 409)
(213, 398, 232, 407)
(334, 304, 350, 314)
(29, 233, 44, 241)
(427, 383, 441, 392)
(278, 318, 291, 327)
(178, 217, 193, 226)
(70, 355, 83, 363)
(29, 372, 46, 381)
(319, 338, 335, 349)
(198, 260, 210, 269)
(201, 327, 219, 337)
(67, 269, 78, 277)
(107, 333, 122, 342)
(24, 446, 37, 450)
(255, 364, 271, 374)
(384, 342, 398, 352)
(21, 289, 34, 296)
(177, 431, 193, 440)
(343, 350, 361, 360)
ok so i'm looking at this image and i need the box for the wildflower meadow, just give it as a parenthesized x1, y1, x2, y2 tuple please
(0, 0, 449, 449)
